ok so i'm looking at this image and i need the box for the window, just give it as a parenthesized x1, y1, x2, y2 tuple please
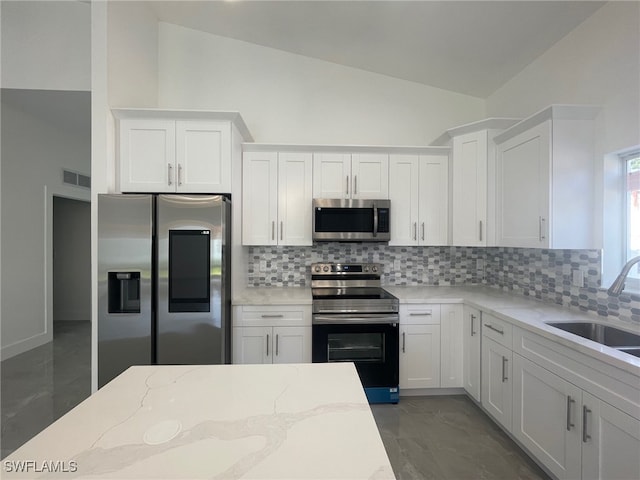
(623, 150, 640, 291)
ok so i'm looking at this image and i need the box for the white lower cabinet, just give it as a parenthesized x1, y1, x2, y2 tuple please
(440, 305, 463, 388)
(481, 336, 512, 430)
(233, 325, 311, 365)
(399, 305, 441, 389)
(232, 305, 312, 364)
(512, 353, 583, 479)
(462, 306, 481, 401)
(581, 392, 640, 480)
(513, 353, 640, 480)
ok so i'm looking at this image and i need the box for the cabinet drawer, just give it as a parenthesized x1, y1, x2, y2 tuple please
(235, 305, 311, 327)
(482, 313, 512, 348)
(400, 304, 441, 325)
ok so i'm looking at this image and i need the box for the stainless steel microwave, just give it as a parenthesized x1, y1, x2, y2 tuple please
(312, 199, 390, 242)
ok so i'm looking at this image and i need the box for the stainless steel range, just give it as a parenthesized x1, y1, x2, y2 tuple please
(311, 263, 399, 403)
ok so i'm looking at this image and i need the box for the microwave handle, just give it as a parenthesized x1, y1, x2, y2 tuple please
(373, 203, 378, 238)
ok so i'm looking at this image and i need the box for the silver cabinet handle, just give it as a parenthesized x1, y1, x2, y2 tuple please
(354, 175, 357, 195)
(413, 222, 417, 241)
(502, 356, 508, 382)
(485, 324, 504, 335)
(272, 221, 275, 241)
(470, 314, 476, 336)
(168, 163, 173, 186)
(275, 334, 279, 356)
(539, 216, 546, 241)
(261, 314, 284, 318)
(402, 332, 406, 353)
(266, 334, 270, 357)
(421, 222, 425, 241)
(479, 220, 483, 242)
(346, 176, 349, 195)
(280, 221, 283, 241)
(410, 312, 432, 316)
(566, 396, 576, 431)
(178, 164, 183, 186)
(582, 406, 591, 443)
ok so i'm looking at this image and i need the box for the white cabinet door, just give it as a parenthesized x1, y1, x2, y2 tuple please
(242, 152, 278, 245)
(272, 326, 312, 364)
(119, 119, 176, 192)
(175, 121, 231, 193)
(399, 324, 441, 389)
(512, 353, 582, 480)
(481, 336, 512, 429)
(496, 121, 550, 247)
(312, 153, 351, 199)
(452, 130, 487, 246)
(278, 153, 313, 246)
(418, 155, 449, 245)
(581, 392, 640, 480)
(351, 153, 389, 199)
(440, 304, 463, 388)
(463, 306, 481, 402)
(389, 154, 448, 246)
(389, 155, 419, 245)
(232, 326, 271, 364)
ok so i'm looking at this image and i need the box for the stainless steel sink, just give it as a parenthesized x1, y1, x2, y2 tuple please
(546, 322, 640, 358)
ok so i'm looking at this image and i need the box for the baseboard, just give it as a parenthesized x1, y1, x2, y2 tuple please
(1, 331, 52, 361)
(400, 387, 466, 397)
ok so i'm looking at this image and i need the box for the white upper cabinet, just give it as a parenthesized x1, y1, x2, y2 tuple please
(313, 152, 388, 199)
(242, 151, 313, 246)
(495, 105, 600, 249)
(452, 130, 489, 246)
(119, 118, 176, 192)
(115, 109, 251, 194)
(175, 121, 231, 193)
(389, 154, 448, 246)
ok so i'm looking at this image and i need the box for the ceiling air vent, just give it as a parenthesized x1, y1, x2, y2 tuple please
(62, 169, 91, 189)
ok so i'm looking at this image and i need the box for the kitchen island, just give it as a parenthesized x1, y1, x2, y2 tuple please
(3, 363, 395, 479)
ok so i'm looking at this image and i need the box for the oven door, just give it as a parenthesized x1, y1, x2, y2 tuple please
(312, 315, 399, 389)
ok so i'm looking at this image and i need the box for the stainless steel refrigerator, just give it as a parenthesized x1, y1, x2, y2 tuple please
(98, 194, 231, 387)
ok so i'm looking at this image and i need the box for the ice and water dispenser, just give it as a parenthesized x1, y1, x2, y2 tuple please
(108, 272, 141, 314)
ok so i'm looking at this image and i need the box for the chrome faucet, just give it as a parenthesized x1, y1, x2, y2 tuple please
(607, 255, 640, 295)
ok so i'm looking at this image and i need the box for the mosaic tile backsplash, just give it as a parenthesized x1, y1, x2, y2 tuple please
(247, 244, 640, 324)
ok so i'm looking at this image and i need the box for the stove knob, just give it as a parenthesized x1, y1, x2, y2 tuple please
(323, 265, 330, 272)
(372, 265, 378, 273)
(363, 266, 369, 272)
(314, 265, 321, 273)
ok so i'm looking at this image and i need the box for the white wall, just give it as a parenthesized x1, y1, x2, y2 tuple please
(0, 1, 90, 91)
(108, 1, 159, 108)
(158, 23, 486, 145)
(1, 90, 90, 360)
(486, 1, 639, 155)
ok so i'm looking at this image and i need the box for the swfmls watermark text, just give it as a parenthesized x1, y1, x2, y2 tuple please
(3, 460, 78, 474)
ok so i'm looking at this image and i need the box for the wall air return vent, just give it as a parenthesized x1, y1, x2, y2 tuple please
(62, 169, 91, 189)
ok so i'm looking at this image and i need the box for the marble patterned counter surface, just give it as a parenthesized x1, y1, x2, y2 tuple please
(232, 287, 312, 306)
(385, 285, 640, 375)
(3, 363, 394, 480)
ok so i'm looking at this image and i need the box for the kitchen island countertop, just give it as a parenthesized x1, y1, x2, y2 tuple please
(3, 363, 394, 479)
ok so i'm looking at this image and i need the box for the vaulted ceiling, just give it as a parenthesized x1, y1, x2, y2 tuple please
(149, 0, 606, 98)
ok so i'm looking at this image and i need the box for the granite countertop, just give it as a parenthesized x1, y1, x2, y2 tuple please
(384, 285, 640, 375)
(3, 363, 394, 479)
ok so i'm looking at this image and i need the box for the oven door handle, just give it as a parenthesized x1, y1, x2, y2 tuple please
(312, 315, 398, 325)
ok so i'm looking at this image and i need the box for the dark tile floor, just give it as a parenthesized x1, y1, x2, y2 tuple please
(2, 323, 550, 479)
(1, 321, 91, 458)
(371, 396, 551, 480)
